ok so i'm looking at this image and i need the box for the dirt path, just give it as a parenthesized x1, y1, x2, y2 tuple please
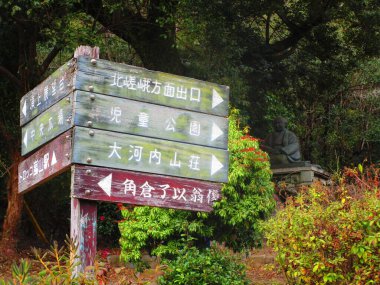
(0, 246, 286, 284)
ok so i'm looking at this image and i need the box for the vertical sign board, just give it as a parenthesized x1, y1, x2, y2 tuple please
(72, 165, 221, 212)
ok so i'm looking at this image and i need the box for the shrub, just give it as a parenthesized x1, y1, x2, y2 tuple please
(118, 109, 275, 262)
(158, 246, 249, 285)
(264, 165, 380, 284)
(0, 238, 105, 284)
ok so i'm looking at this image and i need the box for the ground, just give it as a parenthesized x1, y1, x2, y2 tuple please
(0, 245, 286, 284)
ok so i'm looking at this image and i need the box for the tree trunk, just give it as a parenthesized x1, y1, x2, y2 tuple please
(0, 149, 22, 257)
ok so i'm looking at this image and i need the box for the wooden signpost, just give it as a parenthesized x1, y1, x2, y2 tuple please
(18, 47, 229, 277)
(72, 165, 221, 212)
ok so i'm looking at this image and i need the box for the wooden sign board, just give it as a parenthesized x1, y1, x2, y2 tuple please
(75, 57, 229, 117)
(72, 126, 229, 183)
(20, 57, 229, 127)
(72, 165, 221, 212)
(21, 94, 74, 155)
(73, 91, 228, 149)
(18, 130, 72, 194)
(20, 61, 75, 126)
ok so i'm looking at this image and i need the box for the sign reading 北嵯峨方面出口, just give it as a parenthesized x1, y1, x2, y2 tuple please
(20, 57, 229, 126)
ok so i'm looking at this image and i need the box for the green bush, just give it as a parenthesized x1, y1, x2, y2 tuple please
(158, 246, 249, 285)
(264, 166, 380, 284)
(118, 109, 275, 262)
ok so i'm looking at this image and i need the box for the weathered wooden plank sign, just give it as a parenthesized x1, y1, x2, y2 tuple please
(21, 94, 73, 155)
(20, 62, 75, 126)
(18, 130, 72, 194)
(71, 127, 229, 183)
(20, 57, 229, 127)
(72, 165, 221, 212)
(74, 91, 228, 149)
(75, 57, 229, 117)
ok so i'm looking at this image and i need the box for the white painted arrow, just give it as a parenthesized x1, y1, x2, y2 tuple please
(211, 155, 223, 176)
(212, 89, 224, 109)
(98, 174, 112, 196)
(22, 101, 27, 117)
(51, 151, 57, 166)
(211, 123, 223, 141)
(23, 131, 28, 147)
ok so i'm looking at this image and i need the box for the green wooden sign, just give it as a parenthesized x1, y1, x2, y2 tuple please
(73, 91, 228, 149)
(75, 57, 229, 117)
(21, 95, 74, 155)
(20, 61, 75, 126)
(20, 57, 229, 127)
(71, 126, 229, 183)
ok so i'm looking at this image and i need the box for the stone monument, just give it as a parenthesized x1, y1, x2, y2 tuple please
(261, 117, 330, 201)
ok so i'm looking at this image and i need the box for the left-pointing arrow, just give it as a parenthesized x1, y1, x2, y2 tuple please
(22, 101, 27, 117)
(23, 131, 28, 147)
(98, 174, 112, 196)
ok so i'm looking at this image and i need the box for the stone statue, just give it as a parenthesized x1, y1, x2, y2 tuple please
(262, 117, 302, 166)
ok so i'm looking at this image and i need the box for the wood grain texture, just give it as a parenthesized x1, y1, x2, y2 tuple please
(73, 91, 228, 149)
(21, 94, 74, 155)
(20, 60, 75, 126)
(70, 197, 97, 277)
(72, 126, 229, 183)
(18, 130, 72, 194)
(72, 165, 222, 212)
(75, 56, 229, 117)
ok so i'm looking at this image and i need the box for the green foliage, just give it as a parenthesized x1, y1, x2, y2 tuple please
(158, 246, 249, 285)
(264, 166, 380, 284)
(97, 202, 121, 246)
(118, 109, 275, 262)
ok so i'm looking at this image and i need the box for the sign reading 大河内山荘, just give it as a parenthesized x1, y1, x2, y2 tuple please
(20, 57, 229, 126)
(71, 126, 228, 183)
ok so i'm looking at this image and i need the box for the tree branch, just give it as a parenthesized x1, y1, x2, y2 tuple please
(0, 66, 21, 88)
(39, 45, 62, 76)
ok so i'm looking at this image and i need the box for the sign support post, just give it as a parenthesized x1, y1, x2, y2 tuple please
(71, 197, 97, 277)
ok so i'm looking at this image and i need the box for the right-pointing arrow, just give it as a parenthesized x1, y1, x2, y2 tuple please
(211, 155, 223, 176)
(212, 89, 224, 109)
(211, 123, 224, 141)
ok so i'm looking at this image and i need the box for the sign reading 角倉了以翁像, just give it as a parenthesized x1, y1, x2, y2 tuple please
(72, 165, 221, 212)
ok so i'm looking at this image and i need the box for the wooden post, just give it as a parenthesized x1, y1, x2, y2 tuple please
(71, 197, 97, 277)
(70, 46, 99, 278)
